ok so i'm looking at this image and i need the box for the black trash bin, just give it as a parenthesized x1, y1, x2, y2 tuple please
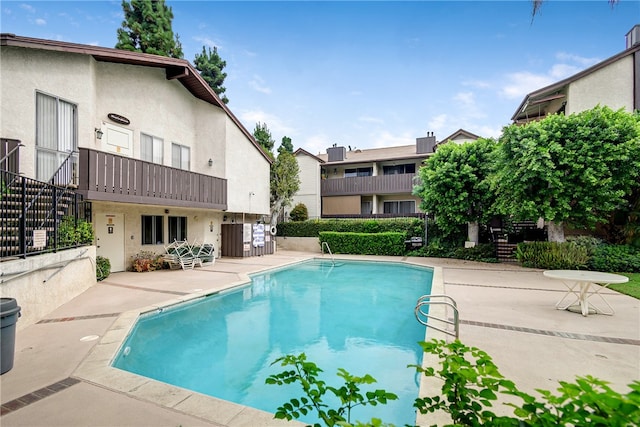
(1, 298, 21, 374)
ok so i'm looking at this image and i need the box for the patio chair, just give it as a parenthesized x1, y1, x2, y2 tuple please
(162, 240, 197, 270)
(193, 243, 215, 266)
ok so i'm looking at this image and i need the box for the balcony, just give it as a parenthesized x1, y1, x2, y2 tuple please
(321, 173, 416, 197)
(77, 148, 227, 210)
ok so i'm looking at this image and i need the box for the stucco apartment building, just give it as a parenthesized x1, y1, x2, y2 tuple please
(1, 34, 272, 272)
(512, 25, 640, 123)
(292, 129, 480, 219)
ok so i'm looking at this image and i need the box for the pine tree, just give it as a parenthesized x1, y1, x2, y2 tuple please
(278, 136, 293, 154)
(253, 122, 275, 158)
(115, 0, 183, 58)
(194, 46, 229, 104)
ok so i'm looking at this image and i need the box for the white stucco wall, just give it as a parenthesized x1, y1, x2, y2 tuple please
(292, 153, 321, 218)
(567, 55, 634, 114)
(1, 47, 95, 177)
(0, 247, 96, 329)
(224, 120, 270, 215)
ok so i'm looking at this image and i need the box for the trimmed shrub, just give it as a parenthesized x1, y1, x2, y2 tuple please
(452, 243, 499, 263)
(319, 231, 405, 256)
(588, 244, 640, 273)
(278, 218, 425, 240)
(96, 256, 111, 281)
(515, 242, 589, 269)
(289, 203, 309, 222)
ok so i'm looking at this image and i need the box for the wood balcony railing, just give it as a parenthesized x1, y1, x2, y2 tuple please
(77, 148, 227, 210)
(321, 174, 416, 196)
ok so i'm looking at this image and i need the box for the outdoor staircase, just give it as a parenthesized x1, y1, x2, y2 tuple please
(1, 174, 78, 259)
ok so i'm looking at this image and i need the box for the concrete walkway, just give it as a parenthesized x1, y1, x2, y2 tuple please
(1, 251, 638, 426)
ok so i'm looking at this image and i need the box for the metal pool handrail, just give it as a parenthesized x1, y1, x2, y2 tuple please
(321, 241, 335, 266)
(414, 294, 459, 339)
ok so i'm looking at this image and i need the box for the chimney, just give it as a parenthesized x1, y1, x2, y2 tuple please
(327, 145, 346, 162)
(416, 131, 437, 154)
(626, 25, 640, 49)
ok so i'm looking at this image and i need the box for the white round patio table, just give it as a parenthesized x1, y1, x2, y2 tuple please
(543, 270, 628, 317)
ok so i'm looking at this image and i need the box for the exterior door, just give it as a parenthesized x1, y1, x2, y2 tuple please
(96, 213, 125, 272)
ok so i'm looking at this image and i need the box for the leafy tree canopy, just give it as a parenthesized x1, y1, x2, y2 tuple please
(253, 122, 276, 158)
(413, 138, 498, 237)
(194, 46, 229, 104)
(494, 106, 640, 233)
(270, 148, 300, 226)
(115, 0, 183, 58)
(278, 136, 294, 154)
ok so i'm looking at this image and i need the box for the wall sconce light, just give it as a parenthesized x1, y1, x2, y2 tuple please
(223, 215, 228, 222)
(164, 209, 169, 214)
(95, 128, 104, 139)
(333, 168, 337, 175)
(208, 158, 213, 167)
(209, 221, 214, 232)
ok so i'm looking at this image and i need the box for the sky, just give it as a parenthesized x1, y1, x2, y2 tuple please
(1, 1, 639, 155)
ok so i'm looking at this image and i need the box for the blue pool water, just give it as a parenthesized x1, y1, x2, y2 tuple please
(113, 259, 432, 425)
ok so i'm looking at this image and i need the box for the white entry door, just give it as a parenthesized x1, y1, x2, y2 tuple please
(96, 213, 125, 272)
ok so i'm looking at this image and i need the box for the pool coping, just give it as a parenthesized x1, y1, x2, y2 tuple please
(72, 257, 444, 426)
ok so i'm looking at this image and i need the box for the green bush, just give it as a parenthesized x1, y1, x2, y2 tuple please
(515, 241, 589, 269)
(58, 216, 95, 247)
(319, 231, 406, 256)
(96, 256, 111, 281)
(270, 339, 640, 427)
(566, 235, 604, 255)
(277, 218, 425, 239)
(289, 203, 309, 222)
(452, 243, 499, 263)
(589, 244, 640, 273)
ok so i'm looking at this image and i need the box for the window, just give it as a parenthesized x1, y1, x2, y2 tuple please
(172, 143, 190, 170)
(383, 201, 415, 214)
(168, 216, 188, 243)
(142, 215, 163, 245)
(383, 164, 416, 175)
(344, 167, 373, 177)
(35, 92, 77, 182)
(141, 133, 163, 164)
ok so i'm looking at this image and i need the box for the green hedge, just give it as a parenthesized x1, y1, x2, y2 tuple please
(319, 231, 406, 256)
(588, 244, 640, 273)
(277, 218, 424, 238)
(516, 241, 640, 272)
(515, 242, 589, 269)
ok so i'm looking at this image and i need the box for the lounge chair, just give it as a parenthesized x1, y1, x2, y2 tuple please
(163, 240, 197, 270)
(193, 243, 215, 265)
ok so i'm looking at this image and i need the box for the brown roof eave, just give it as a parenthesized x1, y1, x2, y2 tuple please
(1, 33, 273, 164)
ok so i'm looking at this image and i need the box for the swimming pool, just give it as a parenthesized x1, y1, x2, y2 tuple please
(113, 259, 432, 425)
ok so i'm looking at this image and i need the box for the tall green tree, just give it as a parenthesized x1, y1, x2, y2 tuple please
(115, 0, 183, 58)
(494, 107, 640, 242)
(278, 136, 293, 154)
(253, 122, 276, 158)
(413, 138, 498, 243)
(194, 46, 229, 104)
(270, 141, 300, 228)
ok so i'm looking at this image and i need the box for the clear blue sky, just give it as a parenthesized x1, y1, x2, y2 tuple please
(2, 1, 639, 154)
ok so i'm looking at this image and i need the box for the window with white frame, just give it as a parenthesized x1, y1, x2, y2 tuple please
(140, 133, 163, 164)
(141, 215, 163, 245)
(383, 200, 415, 214)
(171, 143, 190, 170)
(168, 216, 187, 243)
(35, 92, 77, 182)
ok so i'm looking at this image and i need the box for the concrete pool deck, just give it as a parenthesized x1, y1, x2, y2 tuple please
(1, 251, 639, 426)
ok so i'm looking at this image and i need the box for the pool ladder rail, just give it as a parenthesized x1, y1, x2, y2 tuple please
(414, 294, 459, 339)
(321, 241, 335, 266)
